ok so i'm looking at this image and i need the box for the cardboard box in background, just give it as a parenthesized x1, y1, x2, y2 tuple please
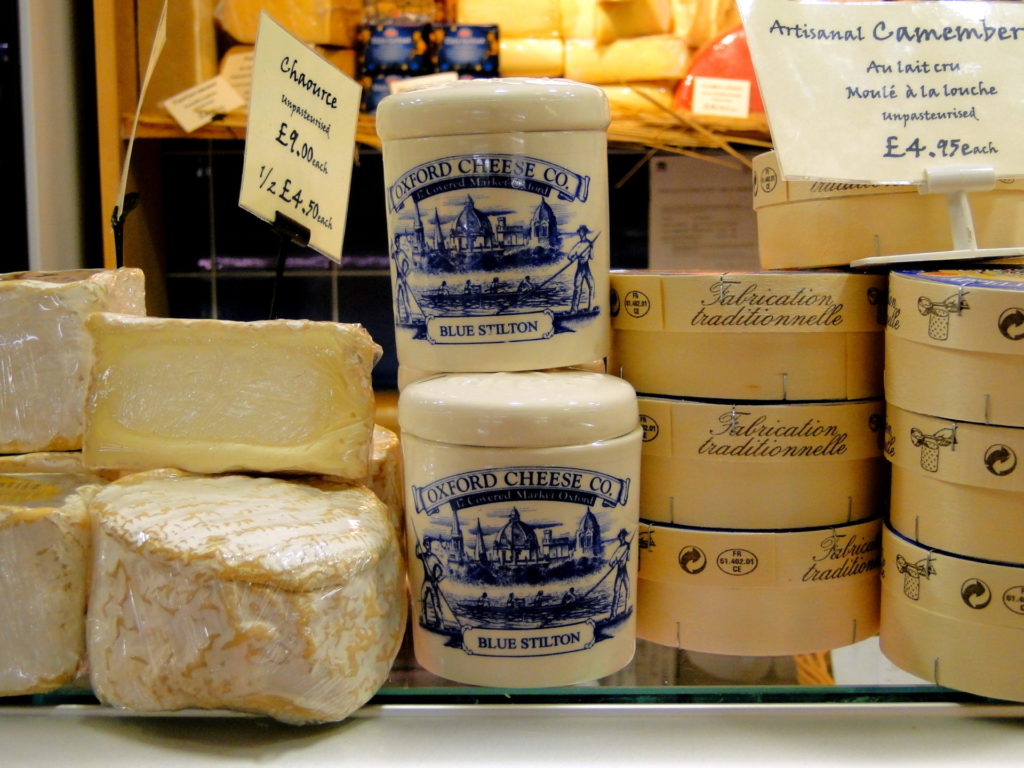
(137, 0, 219, 115)
(648, 153, 759, 271)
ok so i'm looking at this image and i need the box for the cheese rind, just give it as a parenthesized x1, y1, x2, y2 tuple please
(314, 425, 404, 536)
(87, 471, 406, 723)
(594, 0, 673, 44)
(83, 314, 380, 478)
(564, 35, 689, 84)
(458, 0, 562, 38)
(499, 38, 565, 77)
(0, 481, 96, 695)
(0, 269, 146, 454)
(216, 0, 362, 45)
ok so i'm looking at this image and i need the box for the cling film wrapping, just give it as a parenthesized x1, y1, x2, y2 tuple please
(82, 314, 381, 478)
(886, 270, 1024, 428)
(639, 396, 888, 528)
(86, 470, 406, 724)
(637, 518, 881, 656)
(0, 269, 146, 454)
(0, 471, 103, 696)
(880, 522, 1024, 702)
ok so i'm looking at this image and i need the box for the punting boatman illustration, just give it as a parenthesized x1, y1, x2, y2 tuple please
(567, 225, 597, 314)
(391, 233, 415, 324)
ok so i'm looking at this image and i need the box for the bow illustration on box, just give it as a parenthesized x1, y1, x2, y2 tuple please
(910, 426, 956, 473)
(895, 553, 936, 601)
(917, 291, 970, 341)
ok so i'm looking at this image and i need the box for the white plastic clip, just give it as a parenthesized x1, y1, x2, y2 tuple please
(851, 166, 1023, 267)
(918, 167, 996, 251)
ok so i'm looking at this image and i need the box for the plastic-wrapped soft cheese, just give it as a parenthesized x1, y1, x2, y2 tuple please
(0, 473, 100, 695)
(314, 424, 404, 536)
(83, 314, 380, 478)
(368, 425, 403, 534)
(87, 470, 406, 724)
(0, 268, 146, 454)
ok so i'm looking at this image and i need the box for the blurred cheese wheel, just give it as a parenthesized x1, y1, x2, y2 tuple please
(674, 25, 767, 134)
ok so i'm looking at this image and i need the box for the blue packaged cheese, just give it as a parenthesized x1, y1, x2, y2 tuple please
(357, 24, 433, 76)
(361, 75, 409, 114)
(433, 25, 499, 76)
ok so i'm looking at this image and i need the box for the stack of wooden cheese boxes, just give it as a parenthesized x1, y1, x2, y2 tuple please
(752, 150, 1024, 701)
(610, 263, 888, 656)
(881, 269, 1024, 702)
(0, 268, 407, 724)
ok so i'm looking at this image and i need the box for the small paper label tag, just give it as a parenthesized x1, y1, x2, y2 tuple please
(239, 13, 361, 263)
(739, 0, 1024, 183)
(692, 76, 751, 119)
(220, 49, 255, 104)
(163, 76, 245, 133)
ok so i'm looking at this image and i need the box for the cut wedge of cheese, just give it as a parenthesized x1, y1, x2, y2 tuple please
(315, 424, 404, 536)
(87, 470, 406, 724)
(0, 473, 100, 695)
(458, 0, 562, 38)
(83, 314, 380, 478)
(594, 0, 673, 44)
(216, 0, 362, 45)
(499, 38, 564, 77)
(564, 35, 689, 84)
(0, 269, 146, 454)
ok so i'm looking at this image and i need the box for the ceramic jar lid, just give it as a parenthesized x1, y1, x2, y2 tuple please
(398, 370, 639, 448)
(376, 78, 610, 141)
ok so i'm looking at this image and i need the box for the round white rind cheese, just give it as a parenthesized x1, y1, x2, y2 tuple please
(87, 471, 406, 724)
(0, 489, 92, 695)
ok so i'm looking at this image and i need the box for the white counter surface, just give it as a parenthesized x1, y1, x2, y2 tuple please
(4, 702, 1024, 767)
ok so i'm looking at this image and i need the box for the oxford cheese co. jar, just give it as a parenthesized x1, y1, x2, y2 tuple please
(399, 370, 641, 687)
(376, 78, 611, 373)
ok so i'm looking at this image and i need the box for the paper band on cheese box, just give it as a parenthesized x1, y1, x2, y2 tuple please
(880, 522, 1024, 703)
(637, 517, 881, 656)
(886, 403, 1024, 563)
(609, 270, 886, 401)
(886, 270, 1024, 428)
(753, 152, 1024, 270)
(638, 396, 887, 528)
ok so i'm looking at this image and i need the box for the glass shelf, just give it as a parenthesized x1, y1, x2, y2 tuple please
(7, 632, 1022, 718)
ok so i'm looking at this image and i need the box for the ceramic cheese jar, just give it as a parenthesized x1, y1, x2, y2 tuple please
(376, 78, 611, 372)
(398, 370, 641, 687)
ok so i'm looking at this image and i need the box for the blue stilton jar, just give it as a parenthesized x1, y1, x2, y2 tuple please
(399, 370, 641, 686)
(376, 78, 611, 373)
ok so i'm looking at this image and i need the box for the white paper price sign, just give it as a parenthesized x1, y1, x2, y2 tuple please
(239, 13, 361, 262)
(738, 0, 1024, 184)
